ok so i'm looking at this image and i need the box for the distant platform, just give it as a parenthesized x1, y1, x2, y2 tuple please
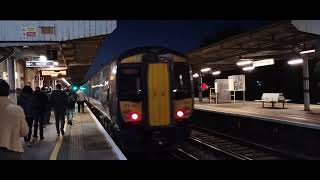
(194, 98, 320, 130)
(21, 105, 126, 160)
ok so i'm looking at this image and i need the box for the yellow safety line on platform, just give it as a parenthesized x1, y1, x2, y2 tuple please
(49, 121, 68, 160)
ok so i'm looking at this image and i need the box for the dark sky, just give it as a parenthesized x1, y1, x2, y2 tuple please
(86, 20, 273, 78)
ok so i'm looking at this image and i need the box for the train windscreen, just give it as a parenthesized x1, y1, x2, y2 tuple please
(173, 63, 192, 99)
(118, 64, 142, 101)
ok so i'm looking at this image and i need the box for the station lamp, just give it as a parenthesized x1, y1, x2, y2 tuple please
(288, 59, 303, 65)
(299, 49, 315, 54)
(193, 73, 199, 78)
(39, 55, 48, 62)
(242, 66, 255, 71)
(62, 78, 70, 86)
(212, 71, 221, 75)
(236, 59, 253, 66)
(200, 67, 211, 73)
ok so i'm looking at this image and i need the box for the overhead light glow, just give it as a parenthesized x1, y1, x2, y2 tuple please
(300, 49, 315, 54)
(39, 55, 47, 61)
(253, 58, 274, 67)
(200, 68, 211, 73)
(53, 62, 59, 66)
(61, 78, 70, 86)
(288, 59, 303, 65)
(237, 60, 253, 66)
(242, 66, 255, 71)
(212, 71, 221, 75)
(193, 73, 199, 78)
(112, 66, 117, 74)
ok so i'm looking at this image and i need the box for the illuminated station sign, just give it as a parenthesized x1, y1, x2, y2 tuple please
(26, 61, 54, 68)
(41, 70, 67, 77)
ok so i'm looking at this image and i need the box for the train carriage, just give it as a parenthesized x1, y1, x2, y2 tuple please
(86, 47, 194, 152)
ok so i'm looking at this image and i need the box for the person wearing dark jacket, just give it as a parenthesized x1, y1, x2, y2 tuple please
(66, 88, 76, 125)
(32, 87, 49, 140)
(17, 86, 34, 146)
(50, 84, 67, 136)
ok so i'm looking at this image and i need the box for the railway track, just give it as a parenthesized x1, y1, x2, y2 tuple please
(171, 127, 304, 160)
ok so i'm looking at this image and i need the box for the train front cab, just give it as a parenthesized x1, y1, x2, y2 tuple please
(115, 53, 194, 152)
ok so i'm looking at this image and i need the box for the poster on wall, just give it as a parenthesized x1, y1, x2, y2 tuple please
(21, 26, 37, 39)
(228, 75, 246, 91)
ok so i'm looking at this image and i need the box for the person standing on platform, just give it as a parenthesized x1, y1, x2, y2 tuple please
(76, 88, 86, 113)
(41, 87, 50, 128)
(17, 85, 34, 147)
(0, 79, 29, 160)
(46, 88, 52, 125)
(66, 87, 76, 125)
(50, 84, 67, 136)
(32, 87, 48, 140)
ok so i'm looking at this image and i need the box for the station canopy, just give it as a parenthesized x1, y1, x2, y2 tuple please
(0, 21, 117, 84)
(187, 20, 320, 72)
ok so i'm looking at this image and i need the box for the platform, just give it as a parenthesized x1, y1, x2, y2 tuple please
(194, 98, 320, 130)
(21, 105, 126, 160)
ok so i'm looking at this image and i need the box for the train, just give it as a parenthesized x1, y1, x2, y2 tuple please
(85, 47, 194, 152)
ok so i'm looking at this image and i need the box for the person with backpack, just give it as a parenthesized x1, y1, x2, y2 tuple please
(66, 87, 76, 125)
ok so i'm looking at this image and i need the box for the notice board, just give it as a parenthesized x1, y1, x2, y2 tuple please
(228, 75, 246, 91)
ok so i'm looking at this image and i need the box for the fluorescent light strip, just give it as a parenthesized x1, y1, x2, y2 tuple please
(200, 68, 211, 73)
(212, 71, 221, 75)
(237, 60, 253, 66)
(300, 49, 315, 54)
(242, 66, 255, 71)
(61, 78, 70, 86)
(193, 73, 199, 78)
(288, 59, 303, 65)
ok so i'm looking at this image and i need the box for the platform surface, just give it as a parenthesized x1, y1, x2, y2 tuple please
(194, 98, 320, 130)
(21, 105, 126, 160)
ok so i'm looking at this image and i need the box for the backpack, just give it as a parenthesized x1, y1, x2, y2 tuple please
(67, 93, 76, 105)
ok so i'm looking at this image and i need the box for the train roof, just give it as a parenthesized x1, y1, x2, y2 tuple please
(115, 46, 187, 61)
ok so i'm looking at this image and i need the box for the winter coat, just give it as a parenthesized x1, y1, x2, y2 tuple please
(50, 90, 67, 112)
(0, 97, 29, 152)
(17, 93, 33, 118)
(66, 92, 76, 109)
(32, 90, 49, 114)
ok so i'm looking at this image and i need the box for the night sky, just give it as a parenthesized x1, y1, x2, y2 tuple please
(86, 20, 272, 77)
(84, 20, 320, 103)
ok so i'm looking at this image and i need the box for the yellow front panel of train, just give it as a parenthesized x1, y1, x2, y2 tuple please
(148, 63, 170, 126)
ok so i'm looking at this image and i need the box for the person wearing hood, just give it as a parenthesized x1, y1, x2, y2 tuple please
(49, 84, 67, 136)
(0, 79, 29, 160)
(17, 85, 34, 146)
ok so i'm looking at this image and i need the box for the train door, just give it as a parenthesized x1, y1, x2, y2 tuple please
(147, 63, 171, 126)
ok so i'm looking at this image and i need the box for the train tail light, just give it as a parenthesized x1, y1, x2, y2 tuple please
(128, 112, 141, 122)
(176, 110, 184, 118)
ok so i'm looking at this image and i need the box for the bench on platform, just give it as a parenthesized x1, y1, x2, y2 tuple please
(255, 93, 290, 109)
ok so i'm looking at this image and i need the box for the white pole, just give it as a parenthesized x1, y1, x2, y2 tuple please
(7, 58, 16, 103)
